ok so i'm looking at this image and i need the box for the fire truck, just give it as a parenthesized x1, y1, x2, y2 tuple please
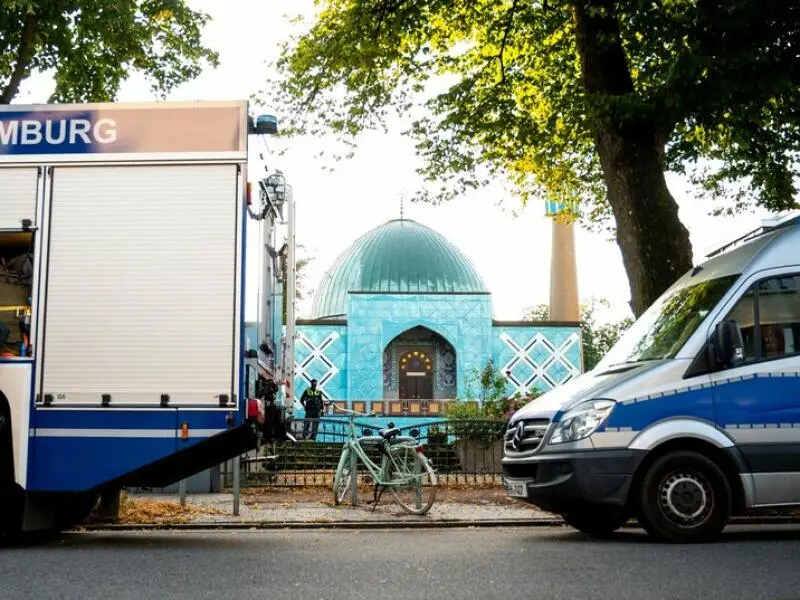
(0, 100, 292, 535)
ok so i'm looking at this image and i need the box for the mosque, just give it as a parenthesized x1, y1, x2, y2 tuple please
(289, 216, 584, 418)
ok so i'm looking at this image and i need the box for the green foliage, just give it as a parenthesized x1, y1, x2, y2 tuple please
(466, 359, 508, 403)
(0, 1, 219, 104)
(282, 244, 314, 323)
(448, 358, 542, 426)
(445, 390, 539, 446)
(445, 392, 539, 421)
(426, 424, 448, 445)
(525, 298, 633, 371)
(295, 250, 314, 301)
(264, 0, 800, 224)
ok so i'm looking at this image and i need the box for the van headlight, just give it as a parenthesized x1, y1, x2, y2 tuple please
(549, 399, 616, 445)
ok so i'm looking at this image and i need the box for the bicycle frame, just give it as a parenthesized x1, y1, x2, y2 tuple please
(334, 406, 420, 487)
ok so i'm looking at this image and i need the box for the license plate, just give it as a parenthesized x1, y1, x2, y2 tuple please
(504, 479, 528, 498)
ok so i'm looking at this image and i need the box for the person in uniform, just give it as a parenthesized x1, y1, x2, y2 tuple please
(300, 379, 324, 440)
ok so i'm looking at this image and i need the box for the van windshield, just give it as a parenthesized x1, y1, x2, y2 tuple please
(600, 274, 740, 366)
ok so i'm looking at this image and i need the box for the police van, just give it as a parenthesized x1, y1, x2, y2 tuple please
(502, 213, 800, 542)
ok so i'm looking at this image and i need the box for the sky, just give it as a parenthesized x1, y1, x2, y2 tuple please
(15, 0, 786, 324)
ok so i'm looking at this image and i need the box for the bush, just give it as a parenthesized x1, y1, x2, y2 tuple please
(444, 391, 541, 422)
(442, 391, 542, 446)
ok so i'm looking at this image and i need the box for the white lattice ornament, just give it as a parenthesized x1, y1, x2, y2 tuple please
(499, 332, 580, 394)
(294, 331, 341, 402)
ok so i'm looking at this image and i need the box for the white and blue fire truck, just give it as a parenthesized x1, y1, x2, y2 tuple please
(503, 213, 800, 542)
(0, 100, 286, 535)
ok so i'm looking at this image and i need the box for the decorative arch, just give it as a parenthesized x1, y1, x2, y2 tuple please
(382, 325, 457, 400)
(381, 320, 457, 352)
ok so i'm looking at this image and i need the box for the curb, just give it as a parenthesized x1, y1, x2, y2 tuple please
(77, 518, 566, 531)
(76, 515, 800, 532)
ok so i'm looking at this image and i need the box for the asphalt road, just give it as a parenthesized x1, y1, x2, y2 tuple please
(2, 526, 800, 600)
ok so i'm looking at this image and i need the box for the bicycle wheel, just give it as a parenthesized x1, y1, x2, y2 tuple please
(333, 446, 354, 506)
(385, 443, 437, 515)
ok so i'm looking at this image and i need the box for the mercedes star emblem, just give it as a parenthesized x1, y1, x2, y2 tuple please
(511, 421, 525, 450)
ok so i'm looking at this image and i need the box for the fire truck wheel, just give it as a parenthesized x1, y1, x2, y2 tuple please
(0, 479, 24, 537)
(53, 492, 100, 530)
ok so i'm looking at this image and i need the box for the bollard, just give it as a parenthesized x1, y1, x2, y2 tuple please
(179, 478, 187, 507)
(98, 488, 121, 522)
(232, 455, 241, 516)
(414, 451, 422, 511)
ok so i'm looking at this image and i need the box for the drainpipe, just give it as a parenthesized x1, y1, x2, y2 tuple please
(284, 185, 296, 417)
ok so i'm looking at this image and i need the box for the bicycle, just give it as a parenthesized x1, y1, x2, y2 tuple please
(331, 405, 438, 515)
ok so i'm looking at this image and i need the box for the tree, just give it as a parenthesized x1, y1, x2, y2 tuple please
(525, 299, 633, 371)
(449, 358, 540, 423)
(0, 1, 218, 104)
(295, 246, 315, 301)
(263, 0, 800, 317)
(282, 244, 314, 323)
(469, 359, 509, 403)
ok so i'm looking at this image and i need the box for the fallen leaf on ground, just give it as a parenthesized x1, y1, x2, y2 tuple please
(113, 495, 224, 525)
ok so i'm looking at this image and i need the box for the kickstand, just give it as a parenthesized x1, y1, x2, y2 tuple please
(370, 484, 385, 511)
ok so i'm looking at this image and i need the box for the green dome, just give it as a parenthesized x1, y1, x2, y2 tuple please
(311, 219, 489, 319)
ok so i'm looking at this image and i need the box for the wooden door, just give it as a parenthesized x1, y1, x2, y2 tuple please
(398, 349, 433, 400)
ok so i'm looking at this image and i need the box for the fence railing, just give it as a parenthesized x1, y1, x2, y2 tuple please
(220, 417, 509, 488)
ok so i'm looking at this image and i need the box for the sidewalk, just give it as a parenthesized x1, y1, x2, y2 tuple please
(79, 486, 563, 530)
(77, 486, 800, 531)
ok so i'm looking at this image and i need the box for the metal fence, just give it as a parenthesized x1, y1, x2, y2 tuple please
(220, 417, 508, 488)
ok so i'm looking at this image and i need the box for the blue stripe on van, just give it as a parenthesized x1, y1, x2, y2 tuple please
(602, 372, 800, 432)
(604, 384, 714, 432)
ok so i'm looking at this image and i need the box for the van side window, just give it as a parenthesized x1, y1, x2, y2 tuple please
(725, 286, 757, 362)
(757, 274, 800, 359)
(722, 274, 800, 366)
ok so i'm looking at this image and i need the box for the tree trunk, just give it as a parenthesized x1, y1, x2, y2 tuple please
(0, 12, 37, 104)
(573, 1, 693, 318)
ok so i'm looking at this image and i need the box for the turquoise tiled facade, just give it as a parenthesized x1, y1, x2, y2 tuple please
(492, 325, 582, 396)
(283, 218, 584, 414)
(294, 324, 347, 401)
(346, 294, 492, 401)
(290, 320, 582, 408)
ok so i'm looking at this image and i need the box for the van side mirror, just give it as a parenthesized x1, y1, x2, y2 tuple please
(713, 320, 745, 368)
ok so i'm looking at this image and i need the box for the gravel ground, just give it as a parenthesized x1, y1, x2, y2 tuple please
(121, 485, 552, 524)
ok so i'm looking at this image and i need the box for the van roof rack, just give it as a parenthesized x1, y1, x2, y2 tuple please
(705, 212, 800, 259)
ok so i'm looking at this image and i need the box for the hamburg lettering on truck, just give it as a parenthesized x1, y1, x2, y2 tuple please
(0, 118, 117, 146)
(0, 104, 246, 159)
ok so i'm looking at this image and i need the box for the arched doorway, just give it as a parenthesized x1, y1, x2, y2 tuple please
(382, 326, 456, 400)
(399, 349, 433, 400)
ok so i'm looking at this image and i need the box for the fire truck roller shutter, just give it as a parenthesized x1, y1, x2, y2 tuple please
(40, 164, 240, 407)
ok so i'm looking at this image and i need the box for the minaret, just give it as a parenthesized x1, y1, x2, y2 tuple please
(546, 199, 580, 322)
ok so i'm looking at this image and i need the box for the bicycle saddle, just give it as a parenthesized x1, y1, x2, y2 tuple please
(378, 427, 401, 440)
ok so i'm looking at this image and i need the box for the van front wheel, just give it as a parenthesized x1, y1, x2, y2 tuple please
(637, 450, 731, 543)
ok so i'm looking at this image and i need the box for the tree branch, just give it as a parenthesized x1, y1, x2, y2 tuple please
(1, 11, 37, 104)
(498, 0, 521, 83)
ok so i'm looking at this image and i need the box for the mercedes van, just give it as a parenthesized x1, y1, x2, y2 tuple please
(502, 213, 800, 542)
